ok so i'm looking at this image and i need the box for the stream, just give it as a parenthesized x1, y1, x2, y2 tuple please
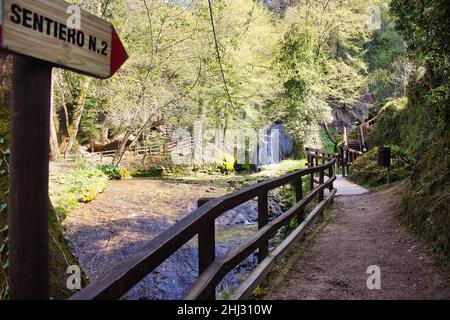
(63, 178, 284, 300)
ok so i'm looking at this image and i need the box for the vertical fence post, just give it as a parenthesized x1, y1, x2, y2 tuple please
(315, 151, 319, 169)
(197, 198, 216, 300)
(319, 170, 325, 202)
(258, 192, 269, 262)
(295, 177, 304, 224)
(9, 56, 52, 300)
(328, 164, 334, 192)
(342, 148, 346, 177)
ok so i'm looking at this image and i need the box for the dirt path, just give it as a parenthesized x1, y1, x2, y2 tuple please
(265, 182, 450, 300)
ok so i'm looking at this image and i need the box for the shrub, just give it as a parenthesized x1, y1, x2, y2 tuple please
(49, 167, 108, 220)
(350, 145, 415, 187)
(131, 164, 192, 178)
(214, 153, 235, 174)
(96, 164, 122, 180)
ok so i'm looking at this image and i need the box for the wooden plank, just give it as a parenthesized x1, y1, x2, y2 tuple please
(0, 0, 128, 78)
(295, 177, 304, 224)
(9, 55, 51, 299)
(258, 192, 269, 262)
(184, 176, 336, 300)
(72, 158, 337, 300)
(319, 170, 325, 202)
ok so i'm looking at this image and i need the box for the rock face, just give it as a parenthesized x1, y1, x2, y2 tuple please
(330, 94, 374, 133)
(258, 124, 294, 166)
(89, 133, 137, 152)
(216, 198, 283, 226)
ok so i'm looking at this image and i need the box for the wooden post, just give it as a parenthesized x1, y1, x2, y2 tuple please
(9, 56, 52, 300)
(328, 165, 334, 191)
(309, 156, 314, 191)
(295, 178, 304, 224)
(197, 198, 216, 300)
(319, 170, 325, 202)
(258, 192, 269, 262)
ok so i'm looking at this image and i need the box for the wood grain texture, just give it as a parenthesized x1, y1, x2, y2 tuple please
(2, 0, 112, 78)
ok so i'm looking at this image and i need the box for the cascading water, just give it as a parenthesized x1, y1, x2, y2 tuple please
(258, 124, 294, 167)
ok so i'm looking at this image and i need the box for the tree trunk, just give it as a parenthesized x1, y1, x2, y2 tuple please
(49, 100, 60, 161)
(113, 131, 132, 165)
(65, 78, 91, 153)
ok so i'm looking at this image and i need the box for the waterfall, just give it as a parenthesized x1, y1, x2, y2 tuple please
(258, 124, 293, 166)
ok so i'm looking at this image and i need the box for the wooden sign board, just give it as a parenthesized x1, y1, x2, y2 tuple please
(0, 0, 128, 78)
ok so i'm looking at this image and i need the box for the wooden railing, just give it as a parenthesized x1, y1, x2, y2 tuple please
(306, 146, 362, 177)
(70, 152, 337, 300)
(60, 144, 164, 164)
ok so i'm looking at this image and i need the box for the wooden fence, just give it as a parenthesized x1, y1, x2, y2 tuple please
(70, 151, 337, 300)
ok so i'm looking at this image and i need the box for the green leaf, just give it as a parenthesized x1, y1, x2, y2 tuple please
(0, 203, 7, 213)
(3, 149, 10, 155)
(2, 260, 9, 269)
(0, 225, 8, 233)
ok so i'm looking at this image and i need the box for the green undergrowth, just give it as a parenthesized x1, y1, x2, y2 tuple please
(131, 164, 193, 178)
(259, 160, 306, 177)
(396, 133, 450, 262)
(96, 164, 130, 180)
(349, 145, 415, 188)
(49, 162, 108, 221)
(367, 97, 408, 148)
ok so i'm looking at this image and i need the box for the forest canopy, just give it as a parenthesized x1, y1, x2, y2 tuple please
(49, 0, 391, 163)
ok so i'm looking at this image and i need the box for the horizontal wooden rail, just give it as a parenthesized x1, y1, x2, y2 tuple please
(71, 155, 336, 300)
(229, 188, 337, 300)
(185, 175, 336, 300)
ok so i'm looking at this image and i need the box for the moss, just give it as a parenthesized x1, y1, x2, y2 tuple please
(48, 201, 88, 299)
(367, 97, 408, 148)
(49, 166, 108, 220)
(397, 133, 450, 261)
(349, 145, 415, 188)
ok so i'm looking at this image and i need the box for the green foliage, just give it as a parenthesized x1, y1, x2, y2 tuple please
(49, 166, 108, 220)
(96, 164, 123, 180)
(367, 97, 407, 148)
(269, 24, 332, 143)
(259, 160, 306, 177)
(397, 133, 450, 260)
(132, 164, 192, 178)
(390, 0, 450, 85)
(350, 145, 415, 187)
(193, 153, 236, 175)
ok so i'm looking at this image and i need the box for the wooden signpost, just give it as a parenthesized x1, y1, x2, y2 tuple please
(0, 0, 128, 299)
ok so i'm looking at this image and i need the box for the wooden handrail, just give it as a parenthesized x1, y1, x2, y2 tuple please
(185, 174, 336, 300)
(71, 154, 336, 300)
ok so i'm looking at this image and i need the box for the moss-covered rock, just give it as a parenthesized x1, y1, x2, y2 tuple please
(366, 97, 407, 148)
(397, 133, 450, 261)
(349, 145, 415, 187)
